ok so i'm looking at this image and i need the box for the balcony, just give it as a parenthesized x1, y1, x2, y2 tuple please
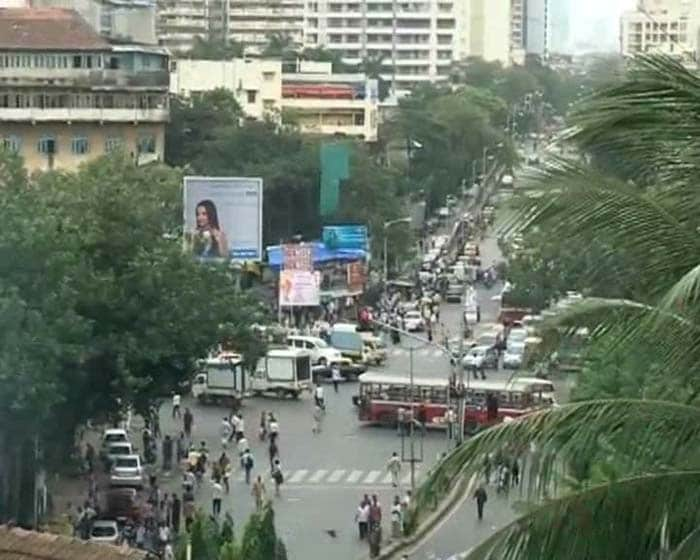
(282, 97, 366, 110)
(0, 69, 170, 89)
(0, 107, 169, 123)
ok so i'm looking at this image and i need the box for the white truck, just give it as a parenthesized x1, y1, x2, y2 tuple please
(251, 348, 312, 399)
(191, 353, 246, 405)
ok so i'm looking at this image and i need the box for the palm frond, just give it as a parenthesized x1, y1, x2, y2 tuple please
(465, 470, 700, 560)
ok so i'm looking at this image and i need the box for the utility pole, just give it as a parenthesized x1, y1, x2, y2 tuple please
(409, 346, 416, 491)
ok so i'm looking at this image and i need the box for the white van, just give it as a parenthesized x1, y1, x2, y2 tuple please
(330, 323, 370, 363)
(287, 335, 342, 365)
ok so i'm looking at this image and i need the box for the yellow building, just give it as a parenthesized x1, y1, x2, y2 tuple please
(0, 8, 169, 172)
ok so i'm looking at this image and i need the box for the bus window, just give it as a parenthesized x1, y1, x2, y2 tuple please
(430, 387, 447, 404)
(420, 387, 432, 402)
(499, 392, 510, 406)
(386, 384, 405, 401)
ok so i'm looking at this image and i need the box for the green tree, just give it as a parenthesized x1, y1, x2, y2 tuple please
(262, 33, 297, 60)
(188, 36, 245, 60)
(410, 55, 700, 559)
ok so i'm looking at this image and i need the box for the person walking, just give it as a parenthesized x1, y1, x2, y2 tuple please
(220, 416, 233, 449)
(387, 452, 402, 488)
(234, 413, 245, 442)
(252, 475, 266, 511)
(390, 495, 403, 538)
(268, 414, 279, 444)
(172, 393, 181, 419)
(474, 484, 488, 521)
(314, 384, 325, 409)
(183, 408, 193, 439)
(259, 410, 268, 441)
(271, 458, 283, 497)
(218, 452, 231, 494)
(331, 365, 342, 393)
(241, 449, 254, 484)
(312, 404, 323, 434)
(171, 494, 181, 533)
(162, 435, 173, 472)
(211, 479, 223, 516)
(355, 499, 370, 540)
(511, 456, 520, 487)
(268, 439, 279, 469)
(176, 432, 186, 463)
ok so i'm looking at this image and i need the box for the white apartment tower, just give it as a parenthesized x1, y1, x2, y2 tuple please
(304, 0, 458, 93)
(463, 0, 510, 64)
(156, 0, 223, 52)
(227, 0, 304, 47)
(620, 0, 699, 60)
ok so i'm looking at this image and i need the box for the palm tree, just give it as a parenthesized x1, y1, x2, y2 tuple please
(409, 55, 700, 559)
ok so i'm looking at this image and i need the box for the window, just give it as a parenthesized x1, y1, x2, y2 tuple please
(263, 71, 276, 81)
(137, 134, 156, 154)
(1, 135, 21, 153)
(37, 135, 57, 154)
(105, 136, 124, 153)
(71, 136, 89, 154)
(246, 90, 257, 104)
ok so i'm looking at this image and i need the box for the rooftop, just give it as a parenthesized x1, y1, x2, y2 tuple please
(0, 526, 149, 560)
(0, 8, 111, 51)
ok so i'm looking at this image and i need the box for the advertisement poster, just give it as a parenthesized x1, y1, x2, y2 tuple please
(346, 261, 367, 292)
(279, 270, 320, 307)
(183, 176, 263, 262)
(322, 225, 368, 250)
(283, 244, 313, 271)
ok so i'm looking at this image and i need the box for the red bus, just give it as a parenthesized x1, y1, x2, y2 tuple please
(352, 372, 552, 432)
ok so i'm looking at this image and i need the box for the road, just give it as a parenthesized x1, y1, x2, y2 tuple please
(152, 221, 522, 560)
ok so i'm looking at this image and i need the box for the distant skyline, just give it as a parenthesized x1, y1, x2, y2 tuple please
(569, 0, 637, 52)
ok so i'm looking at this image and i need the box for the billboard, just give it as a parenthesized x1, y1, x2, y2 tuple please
(322, 225, 368, 250)
(279, 270, 320, 307)
(283, 244, 313, 271)
(183, 176, 263, 261)
(346, 261, 367, 292)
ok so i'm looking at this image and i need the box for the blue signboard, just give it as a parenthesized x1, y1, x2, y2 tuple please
(322, 225, 368, 250)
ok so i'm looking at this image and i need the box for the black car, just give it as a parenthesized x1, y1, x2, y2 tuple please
(445, 283, 464, 303)
(312, 360, 368, 383)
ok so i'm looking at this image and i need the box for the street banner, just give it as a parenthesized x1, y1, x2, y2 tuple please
(346, 261, 367, 292)
(323, 225, 368, 250)
(283, 244, 313, 271)
(279, 270, 320, 307)
(183, 176, 263, 262)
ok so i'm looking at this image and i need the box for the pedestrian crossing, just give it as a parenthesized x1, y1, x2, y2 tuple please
(387, 347, 447, 358)
(232, 467, 422, 487)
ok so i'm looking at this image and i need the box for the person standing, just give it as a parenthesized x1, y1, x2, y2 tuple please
(176, 432, 186, 463)
(331, 365, 342, 393)
(172, 393, 181, 419)
(355, 499, 370, 540)
(252, 475, 266, 511)
(183, 408, 193, 439)
(235, 413, 245, 442)
(387, 452, 402, 488)
(268, 439, 279, 469)
(259, 410, 268, 441)
(162, 436, 173, 472)
(219, 452, 231, 494)
(474, 484, 488, 520)
(211, 479, 223, 516)
(511, 456, 520, 487)
(171, 494, 181, 533)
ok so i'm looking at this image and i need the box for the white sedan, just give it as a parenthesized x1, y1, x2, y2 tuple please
(403, 311, 424, 332)
(503, 342, 525, 369)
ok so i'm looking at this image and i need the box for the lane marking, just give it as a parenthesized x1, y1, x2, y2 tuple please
(288, 469, 308, 483)
(328, 469, 346, 483)
(363, 470, 382, 484)
(307, 469, 328, 483)
(346, 470, 363, 483)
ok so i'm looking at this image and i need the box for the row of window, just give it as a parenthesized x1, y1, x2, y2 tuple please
(0, 135, 156, 156)
(0, 53, 104, 70)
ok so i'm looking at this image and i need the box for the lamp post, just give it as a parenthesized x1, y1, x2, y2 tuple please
(383, 217, 412, 283)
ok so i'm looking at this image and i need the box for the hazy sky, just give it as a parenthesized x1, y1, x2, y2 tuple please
(569, 0, 636, 50)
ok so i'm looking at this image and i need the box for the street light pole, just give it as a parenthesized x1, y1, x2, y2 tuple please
(409, 345, 416, 491)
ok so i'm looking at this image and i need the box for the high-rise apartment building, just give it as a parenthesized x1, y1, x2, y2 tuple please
(463, 0, 510, 64)
(304, 0, 458, 93)
(227, 0, 304, 47)
(156, 0, 223, 53)
(620, 0, 698, 60)
(548, 0, 571, 54)
(0, 8, 169, 171)
(524, 0, 548, 57)
(510, 0, 525, 63)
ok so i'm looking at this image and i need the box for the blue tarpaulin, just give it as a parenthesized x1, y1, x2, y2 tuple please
(266, 241, 366, 270)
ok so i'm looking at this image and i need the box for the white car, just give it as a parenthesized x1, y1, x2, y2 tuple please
(287, 335, 342, 366)
(403, 311, 424, 332)
(462, 345, 498, 370)
(89, 520, 120, 544)
(104, 442, 134, 467)
(110, 455, 144, 489)
(100, 428, 129, 457)
(503, 342, 525, 369)
(508, 328, 528, 346)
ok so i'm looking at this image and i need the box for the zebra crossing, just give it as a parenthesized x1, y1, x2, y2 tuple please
(232, 466, 423, 487)
(387, 347, 446, 359)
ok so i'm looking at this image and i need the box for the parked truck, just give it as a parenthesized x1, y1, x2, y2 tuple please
(251, 348, 312, 399)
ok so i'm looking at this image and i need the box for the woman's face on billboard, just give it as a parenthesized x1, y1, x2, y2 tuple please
(196, 205, 210, 229)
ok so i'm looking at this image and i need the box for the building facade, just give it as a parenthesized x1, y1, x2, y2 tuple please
(524, 0, 548, 58)
(170, 57, 282, 118)
(156, 0, 224, 53)
(510, 0, 526, 63)
(463, 0, 511, 64)
(548, 0, 571, 54)
(620, 0, 698, 60)
(304, 0, 458, 93)
(0, 8, 169, 171)
(227, 0, 304, 48)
